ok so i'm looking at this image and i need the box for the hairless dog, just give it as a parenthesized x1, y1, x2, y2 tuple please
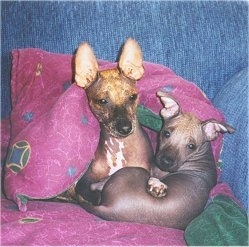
(80, 92, 235, 229)
(74, 39, 155, 205)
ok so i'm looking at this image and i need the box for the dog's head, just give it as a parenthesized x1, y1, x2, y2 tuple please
(74, 38, 144, 138)
(156, 91, 235, 172)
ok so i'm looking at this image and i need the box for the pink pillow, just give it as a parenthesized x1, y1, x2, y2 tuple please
(4, 48, 224, 211)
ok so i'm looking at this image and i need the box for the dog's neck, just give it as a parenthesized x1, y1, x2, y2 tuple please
(177, 141, 217, 186)
(95, 121, 151, 176)
(102, 134, 126, 176)
(185, 142, 215, 167)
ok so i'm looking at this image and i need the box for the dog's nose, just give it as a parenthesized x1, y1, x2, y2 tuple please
(116, 119, 132, 136)
(157, 155, 174, 171)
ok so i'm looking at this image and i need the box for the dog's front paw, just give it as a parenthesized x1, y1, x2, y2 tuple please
(147, 177, 167, 198)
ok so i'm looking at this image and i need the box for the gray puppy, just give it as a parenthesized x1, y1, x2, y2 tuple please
(80, 92, 235, 229)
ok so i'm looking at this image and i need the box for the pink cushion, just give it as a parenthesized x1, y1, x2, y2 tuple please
(2, 48, 236, 246)
(4, 48, 224, 212)
(1, 196, 185, 245)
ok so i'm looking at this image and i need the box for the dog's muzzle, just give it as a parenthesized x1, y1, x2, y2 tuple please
(156, 153, 178, 172)
(114, 118, 134, 137)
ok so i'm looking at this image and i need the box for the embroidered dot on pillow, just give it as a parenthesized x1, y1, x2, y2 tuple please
(4, 49, 225, 211)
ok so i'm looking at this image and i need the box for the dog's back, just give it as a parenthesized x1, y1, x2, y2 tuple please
(81, 166, 215, 229)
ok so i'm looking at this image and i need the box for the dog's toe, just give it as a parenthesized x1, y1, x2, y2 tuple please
(147, 177, 167, 198)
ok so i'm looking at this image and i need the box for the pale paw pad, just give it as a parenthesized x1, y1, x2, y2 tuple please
(147, 177, 167, 198)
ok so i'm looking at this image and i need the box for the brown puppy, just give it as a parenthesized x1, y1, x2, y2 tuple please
(74, 39, 155, 205)
(80, 92, 235, 229)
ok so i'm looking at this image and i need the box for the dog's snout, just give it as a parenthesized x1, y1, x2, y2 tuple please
(161, 156, 174, 167)
(115, 118, 133, 136)
(156, 154, 175, 171)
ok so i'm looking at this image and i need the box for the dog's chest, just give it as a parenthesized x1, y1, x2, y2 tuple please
(104, 138, 127, 176)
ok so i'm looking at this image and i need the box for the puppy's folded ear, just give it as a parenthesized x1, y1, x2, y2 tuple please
(75, 42, 99, 89)
(118, 38, 144, 81)
(202, 120, 235, 141)
(157, 91, 180, 119)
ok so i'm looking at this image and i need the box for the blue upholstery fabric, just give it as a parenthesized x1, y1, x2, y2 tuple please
(1, 1, 247, 117)
(213, 68, 248, 211)
(1, 1, 248, 210)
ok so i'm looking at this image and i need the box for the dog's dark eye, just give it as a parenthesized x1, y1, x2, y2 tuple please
(97, 99, 108, 105)
(163, 130, 171, 138)
(129, 94, 137, 101)
(187, 143, 196, 150)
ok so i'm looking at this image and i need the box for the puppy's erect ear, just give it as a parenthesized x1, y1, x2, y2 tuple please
(118, 38, 144, 81)
(157, 91, 180, 120)
(202, 120, 235, 141)
(75, 42, 99, 88)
